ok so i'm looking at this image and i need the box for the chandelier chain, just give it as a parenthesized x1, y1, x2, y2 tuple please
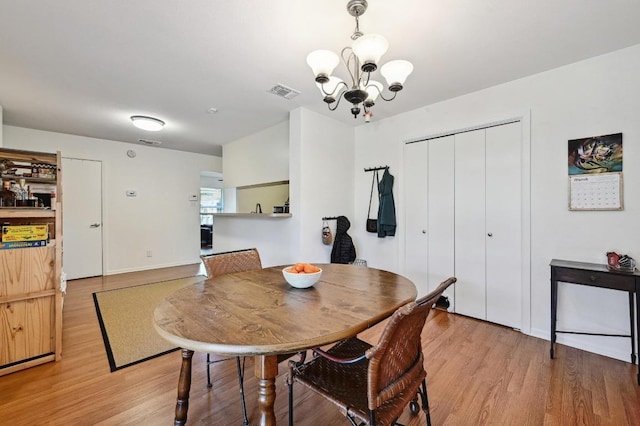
(351, 14, 363, 40)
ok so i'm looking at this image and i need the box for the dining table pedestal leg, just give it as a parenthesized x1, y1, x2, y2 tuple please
(174, 349, 194, 426)
(255, 354, 278, 426)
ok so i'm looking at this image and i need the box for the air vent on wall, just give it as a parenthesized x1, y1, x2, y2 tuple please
(138, 139, 162, 146)
(268, 83, 301, 100)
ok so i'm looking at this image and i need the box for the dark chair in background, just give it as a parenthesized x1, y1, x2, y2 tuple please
(200, 225, 212, 248)
(287, 277, 457, 426)
(200, 248, 263, 426)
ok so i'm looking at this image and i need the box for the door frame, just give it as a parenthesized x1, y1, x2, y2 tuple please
(400, 111, 531, 334)
(62, 156, 104, 279)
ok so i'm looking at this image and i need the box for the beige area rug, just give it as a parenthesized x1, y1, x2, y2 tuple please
(93, 275, 205, 372)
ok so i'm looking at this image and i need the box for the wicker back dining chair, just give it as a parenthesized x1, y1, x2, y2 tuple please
(200, 248, 263, 426)
(287, 276, 457, 426)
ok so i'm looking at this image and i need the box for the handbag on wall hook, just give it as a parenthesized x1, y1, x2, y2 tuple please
(322, 220, 333, 245)
(366, 170, 379, 233)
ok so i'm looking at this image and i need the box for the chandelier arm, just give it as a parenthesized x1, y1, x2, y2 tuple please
(341, 47, 359, 87)
(327, 90, 346, 111)
(376, 90, 399, 102)
(321, 81, 349, 98)
(362, 72, 371, 87)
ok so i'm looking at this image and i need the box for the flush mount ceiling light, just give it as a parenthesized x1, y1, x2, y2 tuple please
(307, 0, 413, 122)
(130, 115, 165, 131)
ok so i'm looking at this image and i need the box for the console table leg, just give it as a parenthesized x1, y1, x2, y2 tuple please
(629, 292, 636, 364)
(636, 290, 640, 385)
(550, 278, 558, 359)
(175, 349, 194, 426)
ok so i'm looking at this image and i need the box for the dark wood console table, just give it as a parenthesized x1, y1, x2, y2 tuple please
(550, 259, 640, 384)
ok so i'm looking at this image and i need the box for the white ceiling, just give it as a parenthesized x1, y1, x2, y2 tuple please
(1, 1, 640, 156)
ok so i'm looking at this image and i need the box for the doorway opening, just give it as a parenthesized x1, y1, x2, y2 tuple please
(200, 171, 223, 255)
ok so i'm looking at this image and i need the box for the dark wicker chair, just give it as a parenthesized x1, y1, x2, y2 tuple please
(200, 248, 263, 426)
(287, 277, 457, 426)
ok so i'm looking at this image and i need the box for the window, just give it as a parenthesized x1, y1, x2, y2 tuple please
(200, 188, 223, 225)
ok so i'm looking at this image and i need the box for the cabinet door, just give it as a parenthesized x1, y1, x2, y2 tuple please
(403, 142, 428, 296)
(454, 129, 487, 320)
(0, 246, 55, 297)
(1, 298, 55, 365)
(427, 136, 455, 298)
(486, 122, 522, 328)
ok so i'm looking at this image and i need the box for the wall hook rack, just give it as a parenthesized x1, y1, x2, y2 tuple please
(364, 165, 389, 172)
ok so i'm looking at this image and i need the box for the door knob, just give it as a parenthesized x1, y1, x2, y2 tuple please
(422, 230, 427, 234)
(90, 223, 101, 228)
(487, 232, 493, 237)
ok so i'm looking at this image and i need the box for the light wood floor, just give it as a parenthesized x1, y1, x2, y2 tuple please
(1, 264, 639, 425)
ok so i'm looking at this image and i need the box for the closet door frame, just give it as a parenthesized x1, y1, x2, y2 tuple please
(401, 112, 531, 334)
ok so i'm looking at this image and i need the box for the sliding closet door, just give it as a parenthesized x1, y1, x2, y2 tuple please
(404, 141, 428, 296)
(454, 129, 486, 320)
(427, 136, 455, 297)
(485, 122, 522, 328)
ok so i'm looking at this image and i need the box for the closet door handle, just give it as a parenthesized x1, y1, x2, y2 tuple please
(90, 223, 101, 228)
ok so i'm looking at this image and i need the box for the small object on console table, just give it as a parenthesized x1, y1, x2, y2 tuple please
(607, 251, 637, 273)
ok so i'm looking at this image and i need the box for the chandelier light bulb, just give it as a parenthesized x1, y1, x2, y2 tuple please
(352, 34, 388, 72)
(306, 50, 340, 83)
(381, 60, 414, 91)
(130, 115, 165, 131)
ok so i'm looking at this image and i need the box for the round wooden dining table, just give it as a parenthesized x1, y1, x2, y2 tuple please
(153, 263, 417, 426)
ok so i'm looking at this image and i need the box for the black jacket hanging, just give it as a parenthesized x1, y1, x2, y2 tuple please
(330, 216, 356, 264)
(377, 168, 397, 237)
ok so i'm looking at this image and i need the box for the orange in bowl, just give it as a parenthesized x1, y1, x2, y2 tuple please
(283, 263, 322, 288)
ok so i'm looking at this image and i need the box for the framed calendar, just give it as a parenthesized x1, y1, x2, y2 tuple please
(569, 172, 623, 211)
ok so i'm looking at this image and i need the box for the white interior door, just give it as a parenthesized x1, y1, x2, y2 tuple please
(454, 129, 487, 320)
(485, 122, 522, 328)
(62, 158, 103, 280)
(403, 141, 428, 296)
(427, 136, 455, 299)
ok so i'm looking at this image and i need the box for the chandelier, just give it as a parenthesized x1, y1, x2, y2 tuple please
(306, 0, 413, 121)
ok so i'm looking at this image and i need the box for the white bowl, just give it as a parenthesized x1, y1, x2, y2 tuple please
(282, 267, 322, 289)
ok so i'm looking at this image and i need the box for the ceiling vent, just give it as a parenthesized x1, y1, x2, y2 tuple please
(138, 139, 162, 146)
(268, 84, 301, 100)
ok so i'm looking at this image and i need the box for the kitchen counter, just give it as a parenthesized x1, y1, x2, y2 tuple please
(212, 213, 292, 218)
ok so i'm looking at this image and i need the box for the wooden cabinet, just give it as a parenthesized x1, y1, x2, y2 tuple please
(0, 148, 62, 376)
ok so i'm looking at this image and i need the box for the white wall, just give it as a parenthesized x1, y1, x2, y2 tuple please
(212, 108, 354, 267)
(200, 172, 223, 189)
(222, 120, 289, 188)
(3, 125, 222, 275)
(293, 108, 355, 264)
(352, 44, 640, 362)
